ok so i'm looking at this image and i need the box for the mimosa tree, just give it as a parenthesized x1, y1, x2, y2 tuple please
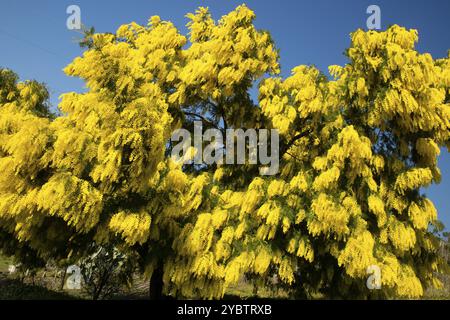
(0, 5, 449, 299)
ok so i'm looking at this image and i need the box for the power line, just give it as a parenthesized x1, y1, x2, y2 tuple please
(0, 28, 61, 58)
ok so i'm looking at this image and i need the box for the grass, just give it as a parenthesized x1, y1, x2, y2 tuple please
(226, 281, 288, 299)
(0, 254, 12, 273)
(0, 276, 75, 300)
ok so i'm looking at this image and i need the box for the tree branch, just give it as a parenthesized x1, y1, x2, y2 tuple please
(280, 130, 312, 156)
(183, 111, 219, 130)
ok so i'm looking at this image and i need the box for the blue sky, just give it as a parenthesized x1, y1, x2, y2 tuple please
(0, 0, 449, 230)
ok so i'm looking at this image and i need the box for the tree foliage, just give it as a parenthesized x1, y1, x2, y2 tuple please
(0, 5, 449, 299)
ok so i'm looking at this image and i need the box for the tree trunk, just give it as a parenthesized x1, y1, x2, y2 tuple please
(252, 283, 258, 297)
(92, 288, 101, 301)
(59, 268, 67, 291)
(149, 263, 164, 300)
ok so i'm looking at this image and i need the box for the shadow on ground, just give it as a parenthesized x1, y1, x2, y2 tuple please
(0, 273, 75, 300)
